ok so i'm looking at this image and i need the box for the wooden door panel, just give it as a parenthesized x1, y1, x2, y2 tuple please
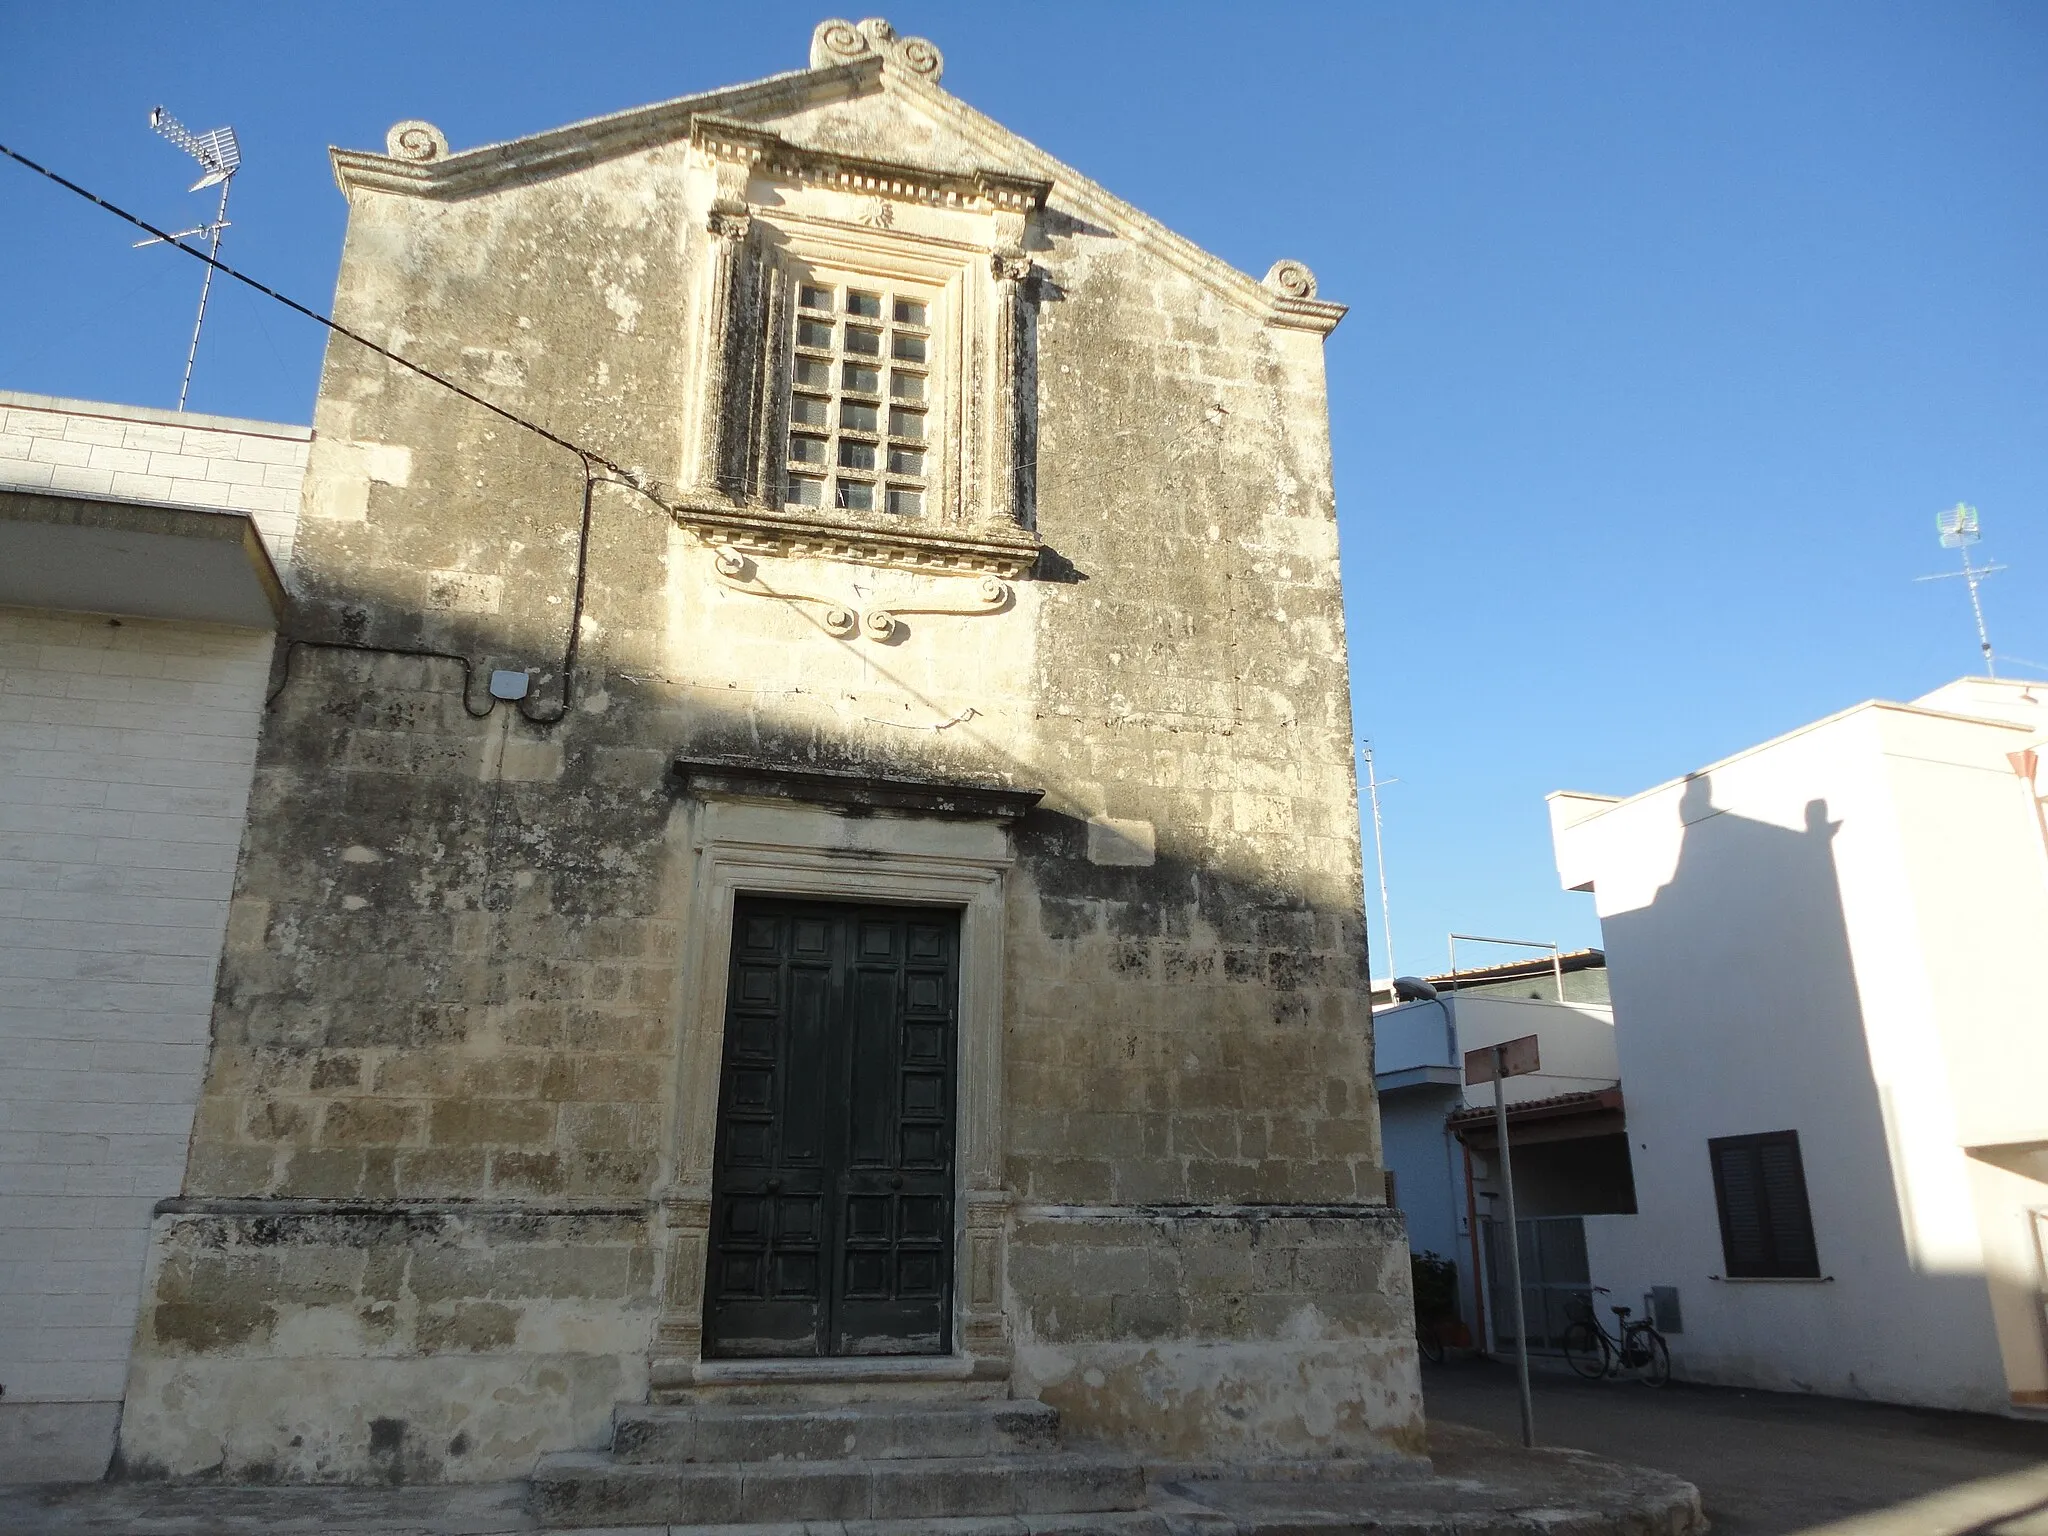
(704, 898, 958, 1360)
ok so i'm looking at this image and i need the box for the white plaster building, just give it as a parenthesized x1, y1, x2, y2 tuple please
(0, 391, 306, 1479)
(1549, 677, 2048, 1413)
(1375, 961, 1631, 1350)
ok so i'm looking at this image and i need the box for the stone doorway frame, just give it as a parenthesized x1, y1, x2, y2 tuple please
(650, 789, 1021, 1391)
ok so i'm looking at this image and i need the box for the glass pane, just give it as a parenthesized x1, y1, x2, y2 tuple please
(838, 440, 876, 471)
(841, 401, 878, 432)
(886, 486, 924, 516)
(794, 357, 831, 389)
(842, 363, 880, 394)
(846, 291, 882, 319)
(844, 326, 881, 357)
(887, 447, 924, 475)
(891, 332, 926, 364)
(893, 298, 927, 327)
(890, 371, 925, 401)
(836, 479, 874, 511)
(797, 318, 834, 350)
(791, 395, 829, 427)
(887, 407, 924, 440)
(788, 435, 827, 465)
(799, 284, 833, 312)
(786, 475, 824, 507)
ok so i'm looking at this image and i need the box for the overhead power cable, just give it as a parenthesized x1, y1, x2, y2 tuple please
(1, 139, 683, 726)
(0, 140, 637, 479)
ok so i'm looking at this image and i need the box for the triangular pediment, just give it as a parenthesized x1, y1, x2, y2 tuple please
(329, 18, 1344, 335)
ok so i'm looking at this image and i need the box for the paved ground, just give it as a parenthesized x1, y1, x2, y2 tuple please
(1423, 1355, 2048, 1536)
(0, 1422, 1700, 1536)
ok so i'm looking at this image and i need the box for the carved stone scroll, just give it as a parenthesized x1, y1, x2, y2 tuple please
(384, 121, 448, 163)
(865, 575, 1011, 642)
(712, 546, 857, 636)
(810, 17, 945, 82)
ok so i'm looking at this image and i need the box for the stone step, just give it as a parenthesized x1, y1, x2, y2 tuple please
(530, 1449, 1148, 1528)
(613, 1398, 1062, 1464)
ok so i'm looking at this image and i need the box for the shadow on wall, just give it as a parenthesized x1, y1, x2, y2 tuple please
(1593, 775, 2011, 1403)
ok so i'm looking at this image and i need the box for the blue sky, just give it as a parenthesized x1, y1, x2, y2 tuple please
(3, 3, 2043, 979)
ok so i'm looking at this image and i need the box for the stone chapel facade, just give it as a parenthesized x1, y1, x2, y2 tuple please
(116, 17, 1422, 1485)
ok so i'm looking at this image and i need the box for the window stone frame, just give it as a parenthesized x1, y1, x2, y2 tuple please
(676, 118, 1047, 581)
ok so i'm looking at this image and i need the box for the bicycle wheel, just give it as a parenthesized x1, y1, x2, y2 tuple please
(1562, 1320, 1609, 1379)
(1417, 1319, 1445, 1365)
(1635, 1327, 1670, 1386)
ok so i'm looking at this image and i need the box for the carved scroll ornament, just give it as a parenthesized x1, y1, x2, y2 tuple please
(811, 17, 944, 82)
(713, 547, 857, 637)
(385, 121, 449, 163)
(712, 546, 1010, 643)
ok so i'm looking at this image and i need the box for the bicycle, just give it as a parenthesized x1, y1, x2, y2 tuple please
(1416, 1316, 1445, 1365)
(1562, 1286, 1670, 1385)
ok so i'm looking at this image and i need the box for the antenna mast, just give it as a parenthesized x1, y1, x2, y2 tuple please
(142, 106, 241, 411)
(1361, 740, 1397, 993)
(1916, 504, 2005, 678)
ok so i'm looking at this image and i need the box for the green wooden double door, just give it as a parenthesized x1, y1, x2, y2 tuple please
(703, 897, 960, 1358)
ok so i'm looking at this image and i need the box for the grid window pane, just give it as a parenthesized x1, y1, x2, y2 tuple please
(786, 276, 936, 515)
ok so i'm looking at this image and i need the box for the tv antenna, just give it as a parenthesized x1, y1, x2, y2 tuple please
(139, 106, 241, 411)
(1360, 740, 1398, 995)
(1915, 503, 2005, 677)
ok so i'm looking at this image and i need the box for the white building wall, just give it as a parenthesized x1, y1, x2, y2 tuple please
(0, 394, 304, 1479)
(1561, 695, 2045, 1414)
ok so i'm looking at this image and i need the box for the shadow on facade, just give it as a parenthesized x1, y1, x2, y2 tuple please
(1592, 774, 2012, 1402)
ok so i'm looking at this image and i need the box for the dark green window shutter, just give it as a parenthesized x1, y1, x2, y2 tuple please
(1709, 1130, 1819, 1279)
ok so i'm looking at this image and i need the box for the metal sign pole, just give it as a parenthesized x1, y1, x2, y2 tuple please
(1494, 1044, 1535, 1448)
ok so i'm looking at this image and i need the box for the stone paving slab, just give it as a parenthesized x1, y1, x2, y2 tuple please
(0, 1424, 1701, 1536)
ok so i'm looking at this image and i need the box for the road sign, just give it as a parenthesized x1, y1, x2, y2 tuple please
(1465, 1033, 1540, 1086)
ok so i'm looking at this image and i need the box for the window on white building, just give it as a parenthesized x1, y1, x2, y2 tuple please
(1708, 1129, 1819, 1279)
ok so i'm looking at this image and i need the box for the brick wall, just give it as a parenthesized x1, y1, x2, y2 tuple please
(0, 395, 305, 1474)
(0, 610, 275, 1406)
(0, 391, 308, 567)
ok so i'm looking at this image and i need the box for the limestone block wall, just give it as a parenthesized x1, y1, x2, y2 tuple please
(115, 47, 1420, 1482)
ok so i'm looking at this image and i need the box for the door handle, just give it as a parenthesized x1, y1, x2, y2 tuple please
(890, 1174, 904, 1190)
(765, 1178, 782, 1193)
